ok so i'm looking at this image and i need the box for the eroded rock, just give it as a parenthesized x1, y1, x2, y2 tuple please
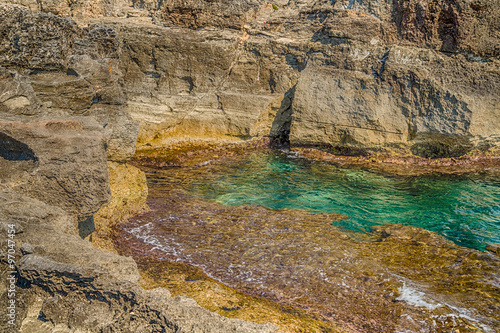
(93, 161, 149, 252)
(0, 189, 277, 332)
(3, 1, 495, 152)
(0, 120, 110, 222)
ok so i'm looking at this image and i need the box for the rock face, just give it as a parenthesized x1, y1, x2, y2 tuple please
(1, 1, 499, 152)
(0, 4, 138, 162)
(0, 120, 110, 222)
(0, 190, 277, 332)
(93, 161, 149, 252)
(0, 4, 277, 332)
(0, 0, 498, 332)
(114, 21, 294, 145)
(289, 45, 498, 148)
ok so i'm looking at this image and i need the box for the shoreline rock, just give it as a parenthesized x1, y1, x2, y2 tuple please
(0, 5, 278, 331)
(0, 1, 498, 332)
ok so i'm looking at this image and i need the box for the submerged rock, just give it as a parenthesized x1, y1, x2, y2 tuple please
(118, 158, 500, 332)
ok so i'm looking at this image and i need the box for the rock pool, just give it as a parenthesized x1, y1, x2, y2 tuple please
(188, 150, 500, 251)
(119, 148, 500, 332)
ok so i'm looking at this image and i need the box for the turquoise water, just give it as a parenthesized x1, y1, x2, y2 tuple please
(188, 152, 500, 251)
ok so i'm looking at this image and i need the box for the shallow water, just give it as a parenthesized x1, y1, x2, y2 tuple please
(187, 151, 500, 251)
(121, 150, 500, 332)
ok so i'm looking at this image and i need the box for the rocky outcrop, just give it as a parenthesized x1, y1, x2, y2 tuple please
(93, 161, 149, 252)
(1, 1, 498, 154)
(0, 190, 277, 332)
(0, 5, 277, 331)
(0, 120, 110, 224)
(0, 119, 275, 331)
(0, 4, 138, 162)
(289, 44, 499, 149)
(392, 0, 499, 57)
(112, 20, 295, 145)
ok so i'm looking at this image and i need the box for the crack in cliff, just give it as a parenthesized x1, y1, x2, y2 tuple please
(373, 48, 390, 79)
(270, 85, 296, 146)
(216, 38, 245, 92)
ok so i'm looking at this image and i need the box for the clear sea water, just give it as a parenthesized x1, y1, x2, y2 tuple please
(189, 151, 500, 251)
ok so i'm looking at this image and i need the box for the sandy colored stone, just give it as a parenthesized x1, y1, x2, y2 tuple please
(0, 7, 138, 162)
(2, 1, 497, 151)
(93, 161, 148, 252)
(0, 119, 111, 222)
(0, 190, 277, 333)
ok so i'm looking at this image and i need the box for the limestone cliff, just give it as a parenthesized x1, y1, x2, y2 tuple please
(3, 0, 496, 154)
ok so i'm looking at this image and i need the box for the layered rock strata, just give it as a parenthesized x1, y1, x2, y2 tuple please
(3, 0, 496, 155)
(0, 0, 498, 332)
(0, 5, 276, 332)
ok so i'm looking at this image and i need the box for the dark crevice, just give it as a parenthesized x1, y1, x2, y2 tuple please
(66, 68, 79, 76)
(37, 311, 49, 322)
(438, 2, 459, 52)
(181, 76, 194, 91)
(376, 49, 390, 78)
(269, 86, 296, 148)
(0, 132, 38, 162)
(78, 216, 95, 240)
(91, 95, 102, 105)
(145, 71, 161, 78)
(410, 134, 473, 158)
(346, 0, 362, 10)
(411, 141, 472, 159)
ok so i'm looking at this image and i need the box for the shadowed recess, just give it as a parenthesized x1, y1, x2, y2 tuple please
(0, 132, 38, 162)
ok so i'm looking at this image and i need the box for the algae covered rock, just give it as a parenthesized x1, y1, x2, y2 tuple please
(93, 161, 148, 252)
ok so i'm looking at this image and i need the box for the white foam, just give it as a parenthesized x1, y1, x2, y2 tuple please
(436, 305, 495, 332)
(396, 285, 441, 310)
(127, 222, 184, 257)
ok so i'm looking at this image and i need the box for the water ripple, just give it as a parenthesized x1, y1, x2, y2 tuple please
(188, 152, 500, 250)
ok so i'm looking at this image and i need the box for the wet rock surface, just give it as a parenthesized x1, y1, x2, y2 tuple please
(93, 161, 149, 252)
(118, 150, 500, 332)
(294, 146, 500, 177)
